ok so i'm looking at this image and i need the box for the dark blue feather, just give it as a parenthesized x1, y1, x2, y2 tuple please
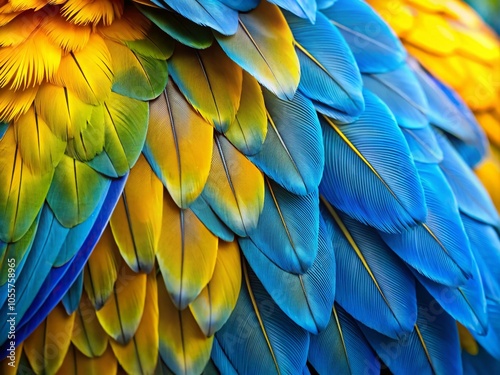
(309, 303, 380, 375)
(152, 0, 238, 35)
(322, 204, 417, 339)
(380, 162, 475, 287)
(213, 266, 310, 374)
(271, 0, 317, 22)
(362, 65, 429, 129)
(361, 286, 462, 375)
(244, 180, 319, 274)
(240, 214, 335, 334)
(436, 131, 499, 227)
(320, 90, 427, 233)
(321, 0, 406, 73)
(284, 10, 364, 123)
(463, 344, 500, 375)
(249, 89, 324, 196)
(219, 0, 259, 11)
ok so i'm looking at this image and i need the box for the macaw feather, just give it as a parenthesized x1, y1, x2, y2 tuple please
(0, 85, 39, 122)
(124, 24, 175, 60)
(285, 10, 364, 123)
(110, 155, 163, 273)
(189, 196, 235, 242)
(320, 90, 427, 233)
(402, 126, 443, 164)
(61, 272, 84, 314)
(169, 43, 242, 132)
(322, 202, 417, 339)
(23, 304, 75, 375)
(95, 264, 147, 345)
(244, 180, 319, 274)
(88, 92, 148, 177)
(105, 39, 168, 101)
(249, 89, 324, 195)
(202, 134, 265, 237)
(322, 0, 406, 74)
(41, 13, 91, 53)
(46, 155, 111, 228)
(57, 345, 118, 375)
(190, 239, 242, 337)
(158, 275, 214, 375)
(215, 1, 300, 100)
(0, 127, 53, 242)
(34, 82, 94, 143)
(212, 265, 310, 374)
(241, 214, 335, 334)
(71, 293, 108, 358)
(224, 71, 267, 156)
(135, 5, 214, 49)
(309, 304, 380, 375)
(110, 271, 159, 375)
(50, 34, 112, 105)
(96, 5, 150, 42)
(157, 191, 218, 310)
(143, 79, 214, 208)
(60, 0, 123, 26)
(270, 0, 317, 22)
(83, 226, 121, 310)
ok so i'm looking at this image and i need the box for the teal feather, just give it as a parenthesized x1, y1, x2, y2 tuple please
(322, 205, 417, 339)
(321, 0, 406, 74)
(213, 266, 310, 374)
(240, 214, 335, 334)
(219, 0, 259, 11)
(271, 0, 317, 22)
(285, 10, 364, 123)
(61, 271, 83, 314)
(309, 303, 380, 374)
(245, 180, 319, 274)
(320, 90, 427, 233)
(190, 196, 235, 242)
(249, 89, 324, 196)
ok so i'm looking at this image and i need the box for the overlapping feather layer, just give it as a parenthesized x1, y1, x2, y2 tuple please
(0, 0, 499, 374)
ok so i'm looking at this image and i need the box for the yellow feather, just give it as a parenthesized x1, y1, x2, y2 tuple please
(110, 155, 163, 273)
(366, 0, 415, 36)
(50, 34, 113, 105)
(157, 190, 218, 310)
(110, 271, 159, 375)
(41, 13, 92, 52)
(169, 43, 243, 132)
(477, 112, 500, 147)
(57, 345, 118, 375)
(8, 0, 47, 12)
(95, 263, 147, 344)
(202, 134, 265, 236)
(97, 6, 150, 42)
(0, 27, 60, 90)
(24, 304, 76, 375)
(457, 323, 479, 355)
(65, 104, 105, 161)
(0, 85, 38, 122)
(0, 126, 53, 242)
(71, 293, 108, 357)
(158, 275, 214, 375)
(457, 58, 497, 110)
(34, 83, 94, 140)
(0, 342, 22, 375)
(14, 105, 66, 173)
(476, 150, 500, 212)
(84, 226, 121, 309)
(146, 80, 214, 208)
(61, 0, 123, 26)
(190, 239, 242, 336)
(0, 11, 40, 47)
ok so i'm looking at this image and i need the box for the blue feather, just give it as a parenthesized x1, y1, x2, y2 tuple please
(316, 0, 337, 9)
(244, 180, 319, 274)
(320, 89, 427, 233)
(249, 89, 324, 196)
(474, 300, 500, 360)
(0, 122, 7, 139)
(322, 204, 417, 339)
(61, 271, 84, 314)
(0, 174, 126, 354)
(240, 213, 335, 334)
(213, 266, 310, 374)
(362, 64, 429, 129)
(211, 338, 238, 375)
(219, 0, 259, 12)
(321, 0, 406, 73)
(152, 0, 238, 35)
(402, 127, 443, 164)
(271, 0, 317, 22)
(284, 10, 364, 123)
(309, 303, 380, 374)
(380, 162, 474, 287)
(190, 196, 235, 242)
(436, 131, 499, 227)
(463, 344, 500, 375)
(361, 286, 462, 375)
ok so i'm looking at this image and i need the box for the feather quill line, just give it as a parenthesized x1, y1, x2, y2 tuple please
(414, 325, 437, 375)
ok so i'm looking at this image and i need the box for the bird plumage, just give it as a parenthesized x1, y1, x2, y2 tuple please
(0, 0, 500, 374)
